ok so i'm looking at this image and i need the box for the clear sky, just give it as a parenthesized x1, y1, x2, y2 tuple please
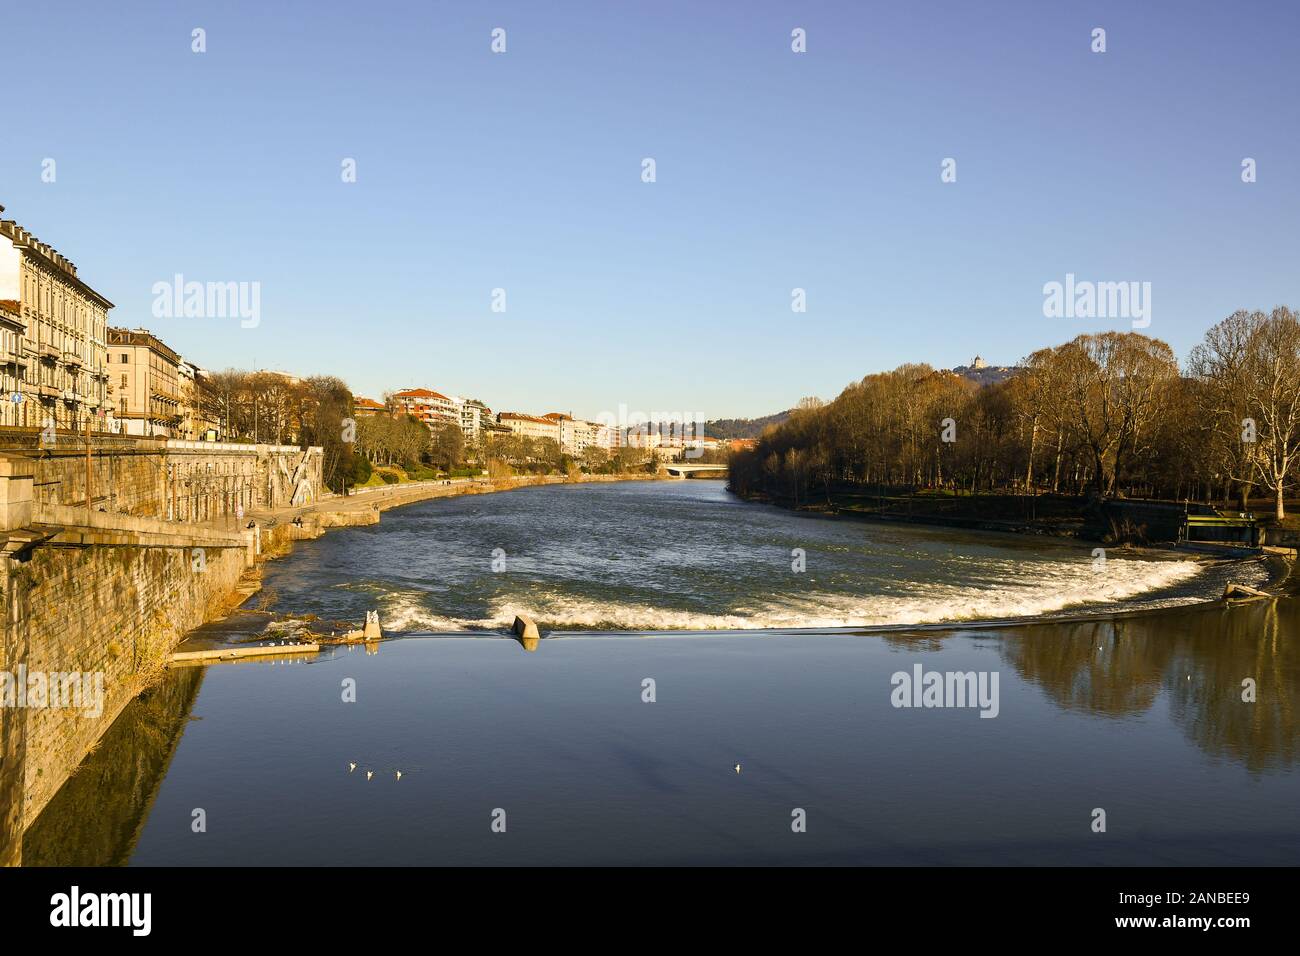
(2, 0, 1297, 420)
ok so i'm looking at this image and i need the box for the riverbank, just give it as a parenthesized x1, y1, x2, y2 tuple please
(734, 484, 1289, 557)
(256, 471, 666, 528)
(725, 486, 1134, 538)
(731, 485, 1294, 599)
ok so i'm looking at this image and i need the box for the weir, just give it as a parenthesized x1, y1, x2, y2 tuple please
(0, 435, 322, 865)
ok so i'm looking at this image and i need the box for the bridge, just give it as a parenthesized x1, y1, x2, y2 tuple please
(663, 463, 728, 478)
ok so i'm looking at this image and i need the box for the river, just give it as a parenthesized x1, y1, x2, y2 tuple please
(23, 480, 1299, 865)
(259, 480, 1261, 631)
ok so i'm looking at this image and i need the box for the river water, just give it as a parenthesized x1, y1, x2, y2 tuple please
(258, 480, 1262, 631)
(23, 480, 1299, 866)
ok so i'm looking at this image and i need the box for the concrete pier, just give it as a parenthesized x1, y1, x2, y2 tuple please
(169, 643, 321, 664)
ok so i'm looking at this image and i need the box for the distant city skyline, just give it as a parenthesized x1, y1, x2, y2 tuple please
(2, 0, 1297, 419)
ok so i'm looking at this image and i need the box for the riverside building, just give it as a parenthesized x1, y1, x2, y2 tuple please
(107, 327, 183, 437)
(0, 206, 113, 430)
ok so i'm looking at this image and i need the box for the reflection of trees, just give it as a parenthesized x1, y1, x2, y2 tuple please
(1163, 600, 1299, 773)
(22, 667, 204, 866)
(999, 599, 1300, 772)
(1000, 618, 1174, 716)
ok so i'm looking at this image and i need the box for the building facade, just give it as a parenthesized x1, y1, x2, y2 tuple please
(107, 327, 183, 437)
(0, 300, 24, 423)
(542, 413, 606, 457)
(0, 209, 113, 430)
(393, 388, 460, 431)
(460, 398, 491, 442)
(497, 412, 561, 443)
(176, 359, 221, 440)
(353, 396, 386, 418)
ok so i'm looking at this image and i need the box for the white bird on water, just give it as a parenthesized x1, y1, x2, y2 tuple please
(349, 762, 357, 772)
(733, 763, 742, 775)
(395, 771, 402, 781)
(366, 770, 374, 781)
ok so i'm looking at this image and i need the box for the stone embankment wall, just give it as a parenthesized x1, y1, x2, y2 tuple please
(0, 437, 319, 866)
(12, 525, 249, 833)
(28, 437, 322, 521)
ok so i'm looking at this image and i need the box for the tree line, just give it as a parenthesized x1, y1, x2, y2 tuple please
(729, 308, 1300, 520)
(354, 410, 656, 480)
(200, 369, 353, 492)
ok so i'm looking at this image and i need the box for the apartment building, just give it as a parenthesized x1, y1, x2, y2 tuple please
(0, 207, 113, 430)
(107, 327, 183, 437)
(460, 398, 491, 442)
(497, 412, 561, 443)
(353, 396, 386, 418)
(177, 359, 221, 440)
(542, 412, 606, 457)
(0, 300, 23, 421)
(481, 418, 513, 442)
(610, 420, 712, 459)
(393, 388, 460, 431)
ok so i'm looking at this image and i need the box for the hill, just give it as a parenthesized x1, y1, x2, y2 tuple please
(705, 410, 792, 440)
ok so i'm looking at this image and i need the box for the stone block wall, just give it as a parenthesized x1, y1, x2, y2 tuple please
(24, 440, 323, 522)
(33, 448, 166, 516)
(10, 535, 248, 832)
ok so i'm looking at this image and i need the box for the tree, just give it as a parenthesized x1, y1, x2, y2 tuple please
(1188, 310, 1258, 507)
(429, 422, 465, 471)
(1233, 309, 1300, 519)
(298, 376, 354, 493)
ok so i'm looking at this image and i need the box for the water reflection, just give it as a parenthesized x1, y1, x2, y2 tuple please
(22, 667, 204, 866)
(22, 596, 1300, 866)
(999, 598, 1300, 772)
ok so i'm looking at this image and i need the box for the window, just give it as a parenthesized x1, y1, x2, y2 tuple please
(121, 374, 127, 387)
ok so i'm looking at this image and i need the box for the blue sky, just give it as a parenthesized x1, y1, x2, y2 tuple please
(2, 0, 1297, 419)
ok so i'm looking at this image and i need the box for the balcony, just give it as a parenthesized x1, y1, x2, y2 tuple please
(62, 351, 83, 368)
(37, 384, 60, 399)
(2, 347, 27, 368)
(38, 344, 58, 362)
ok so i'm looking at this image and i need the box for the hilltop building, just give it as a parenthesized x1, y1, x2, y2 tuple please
(952, 356, 1018, 387)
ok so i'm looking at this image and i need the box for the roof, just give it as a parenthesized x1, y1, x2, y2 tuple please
(394, 388, 451, 401)
(106, 326, 180, 365)
(498, 412, 558, 426)
(0, 218, 115, 309)
(354, 397, 386, 410)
